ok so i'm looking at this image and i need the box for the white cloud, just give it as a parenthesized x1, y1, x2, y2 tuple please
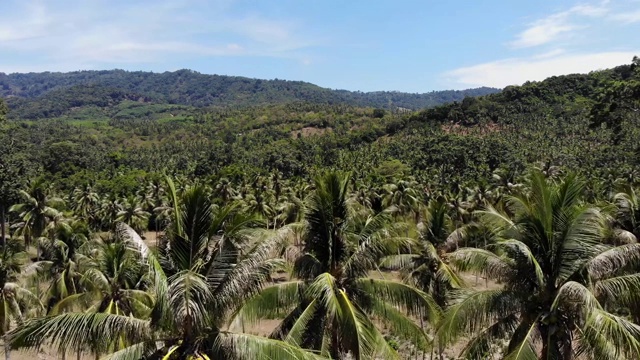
(0, 0, 317, 71)
(534, 49, 566, 59)
(510, 15, 575, 48)
(0, 3, 50, 42)
(510, 2, 609, 48)
(610, 10, 640, 23)
(569, 4, 609, 17)
(444, 51, 638, 88)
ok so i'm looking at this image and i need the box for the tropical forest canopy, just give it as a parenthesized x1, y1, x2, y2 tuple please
(0, 69, 498, 120)
(0, 58, 638, 359)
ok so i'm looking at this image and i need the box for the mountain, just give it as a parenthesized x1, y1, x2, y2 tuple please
(0, 69, 498, 120)
(1, 60, 639, 196)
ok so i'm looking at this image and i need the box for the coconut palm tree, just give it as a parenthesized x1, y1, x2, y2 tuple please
(98, 195, 122, 231)
(214, 177, 238, 203)
(382, 198, 466, 306)
(612, 185, 640, 239)
(115, 196, 150, 234)
(33, 220, 89, 313)
(8, 179, 322, 360)
(380, 198, 468, 359)
(0, 238, 41, 360)
(237, 172, 440, 359)
(275, 188, 305, 227)
(61, 239, 152, 316)
(243, 192, 275, 228)
(72, 184, 99, 227)
(438, 170, 640, 359)
(9, 179, 63, 251)
(383, 178, 420, 218)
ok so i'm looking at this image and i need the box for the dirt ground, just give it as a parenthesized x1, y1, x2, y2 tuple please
(5, 348, 95, 360)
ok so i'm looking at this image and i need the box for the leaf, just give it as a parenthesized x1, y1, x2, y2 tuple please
(231, 281, 303, 328)
(588, 243, 640, 280)
(8, 313, 152, 355)
(355, 277, 441, 323)
(496, 239, 544, 287)
(370, 298, 432, 351)
(437, 289, 518, 347)
(503, 317, 539, 360)
(448, 248, 514, 281)
(215, 331, 324, 360)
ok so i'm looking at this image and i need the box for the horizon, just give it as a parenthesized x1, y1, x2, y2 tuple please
(1, 0, 639, 92)
(0, 67, 503, 93)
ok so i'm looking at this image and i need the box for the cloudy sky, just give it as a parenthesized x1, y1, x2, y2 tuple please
(0, 0, 639, 91)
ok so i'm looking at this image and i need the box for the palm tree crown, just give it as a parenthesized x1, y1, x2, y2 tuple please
(439, 170, 640, 359)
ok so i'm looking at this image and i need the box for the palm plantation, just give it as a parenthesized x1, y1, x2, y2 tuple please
(238, 172, 440, 359)
(7, 180, 322, 359)
(439, 171, 640, 359)
(0, 238, 40, 360)
(9, 179, 63, 254)
(0, 169, 639, 359)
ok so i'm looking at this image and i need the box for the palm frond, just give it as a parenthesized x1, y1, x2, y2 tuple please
(335, 288, 382, 360)
(581, 307, 640, 359)
(215, 331, 324, 360)
(476, 205, 517, 237)
(211, 231, 287, 315)
(551, 281, 601, 318)
(167, 270, 212, 334)
(495, 239, 544, 287)
(379, 254, 418, 270)
(503, 317, 540, 360)
(102, 341, 160, 360)
(8, 313, 152, 355)
(448, 248, 514, 281)
(307, 272, 340, 320)
(557, 207, 607, 282)
(437, 289, 518, 346)
(595, 274, 640, 307)
(370, 298, 431, 351)
(231, 281, 303, 328)
(283, 300, 319, 347)
(355, 278, 441, 322)
(588, 243, 640, 280)
(459, 313, 519, 360)
(117, 222, 169, 324)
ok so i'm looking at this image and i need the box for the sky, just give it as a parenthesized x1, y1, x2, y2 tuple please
(0, 0, 639, 92)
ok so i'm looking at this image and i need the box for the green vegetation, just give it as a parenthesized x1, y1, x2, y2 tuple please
(0, 59, 639, 359)
(0, 69, 498, 120)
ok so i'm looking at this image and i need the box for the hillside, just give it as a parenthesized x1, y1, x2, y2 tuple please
(2, 60, 640, 360)
(0, 69, 498, 120)
(0, 60, 638, 196)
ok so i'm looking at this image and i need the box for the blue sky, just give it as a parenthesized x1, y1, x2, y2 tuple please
(0, 0, 639, 92)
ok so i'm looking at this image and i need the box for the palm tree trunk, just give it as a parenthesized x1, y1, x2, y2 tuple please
(1, 205, 6, 247)
(4, 321, 10, 360)
(4, 337, 9, 360)
(419, 317, 426, 360)
(540, 326, 550, 360)
(35, 243, 40, 299)
(330, 328, 340, 360)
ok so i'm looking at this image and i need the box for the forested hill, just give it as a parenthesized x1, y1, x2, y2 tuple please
(0, 69, 498, 120)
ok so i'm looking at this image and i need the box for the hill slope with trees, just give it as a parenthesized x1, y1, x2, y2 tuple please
(0, 69, 498, 120)
(0, 59, 640, 359)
